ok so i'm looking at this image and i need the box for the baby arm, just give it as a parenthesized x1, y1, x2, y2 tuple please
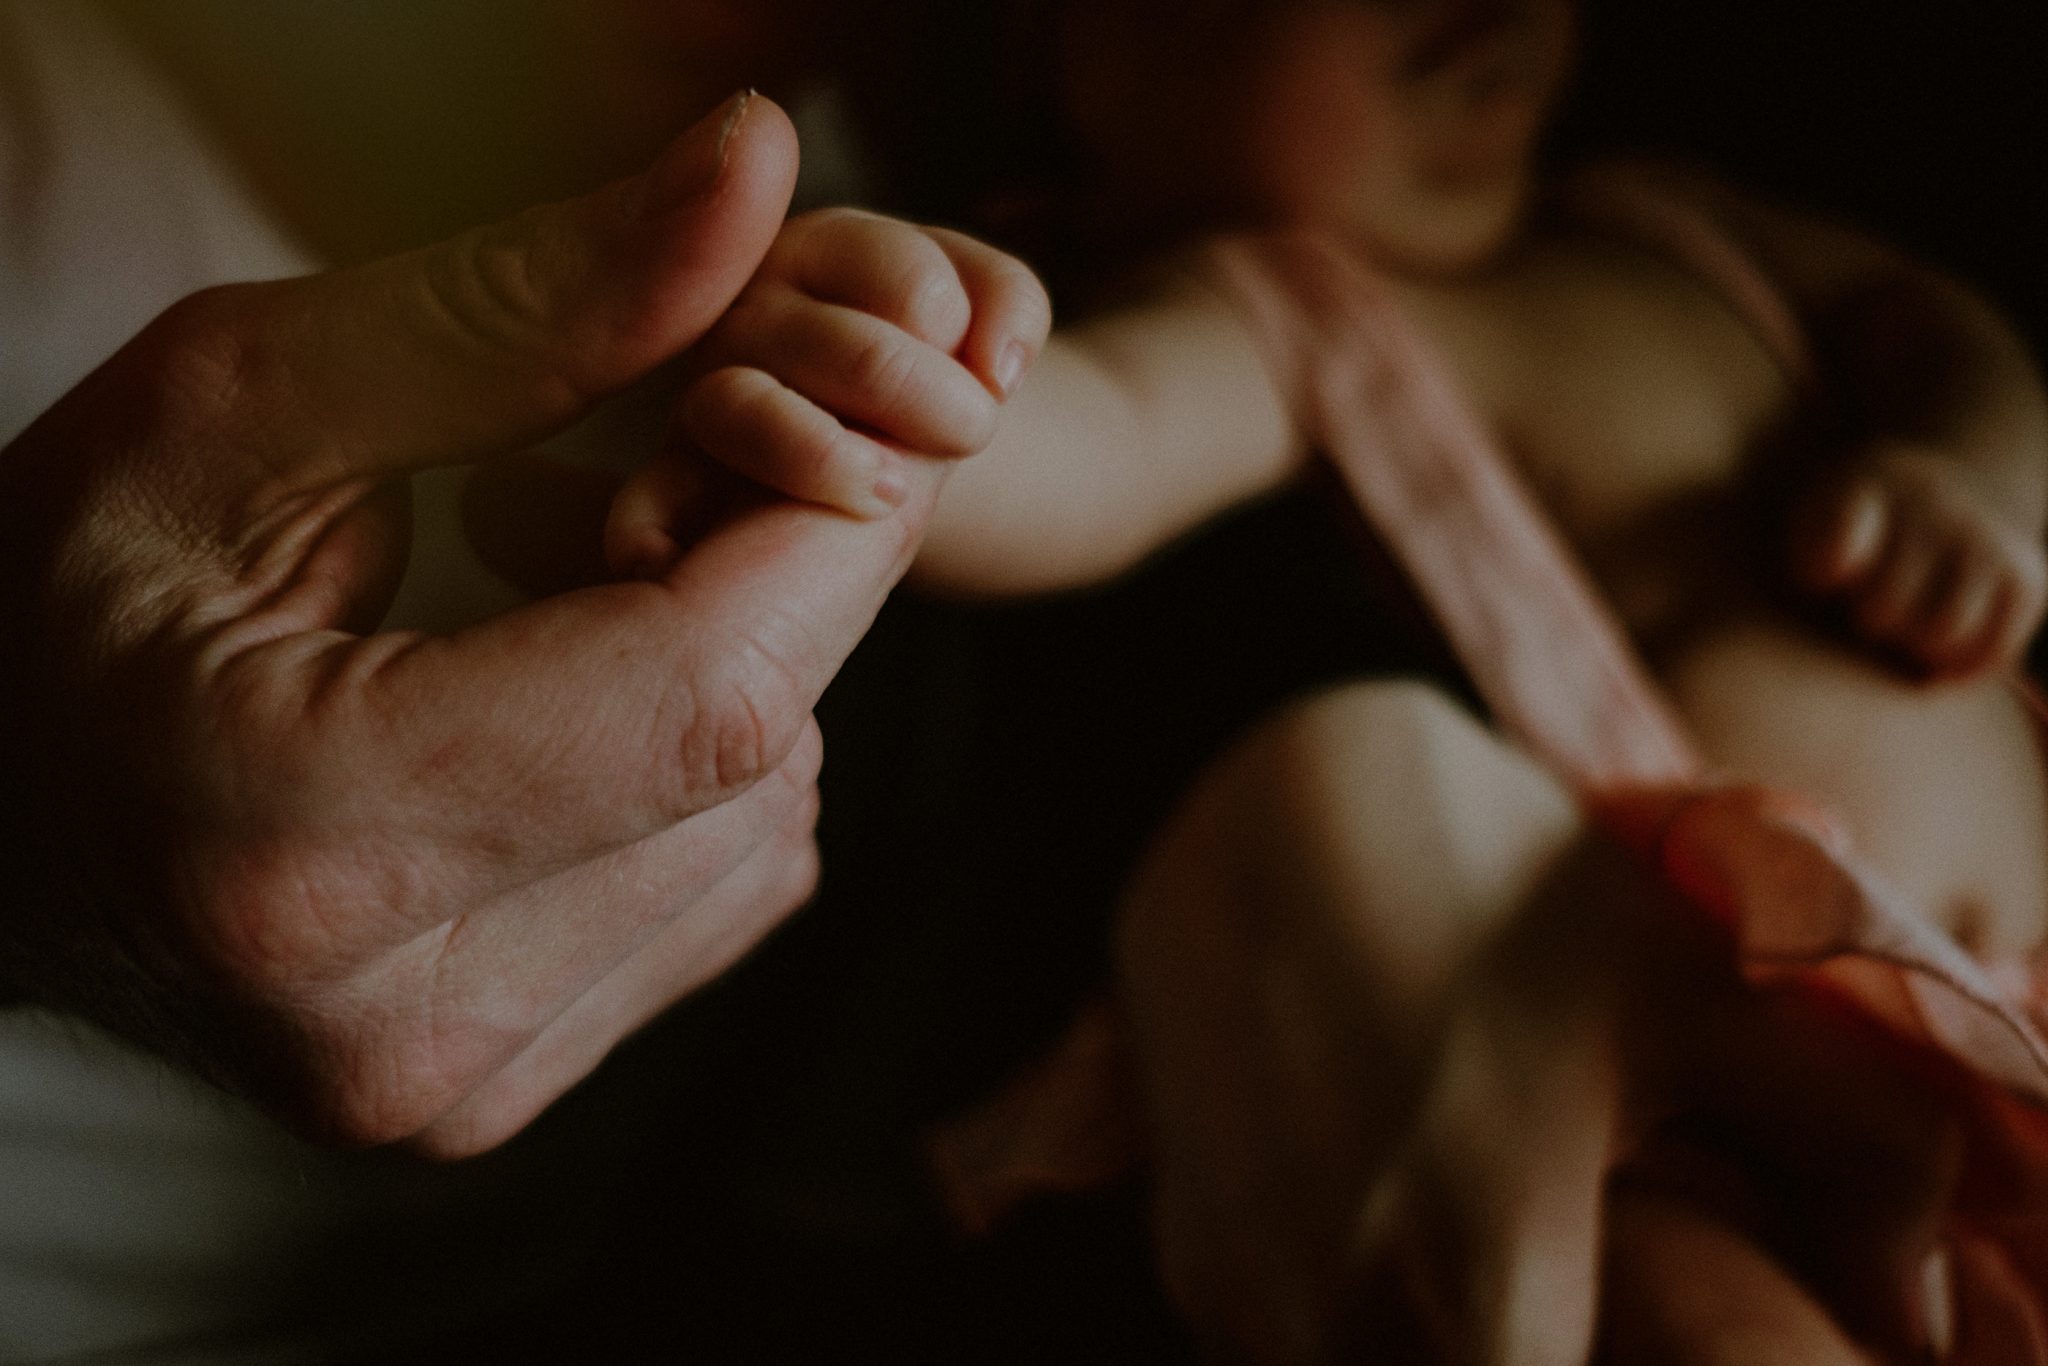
(1666, 167, 2048, 677)
(619, 213, 1298, 601)
(909, 274, 1302, 598)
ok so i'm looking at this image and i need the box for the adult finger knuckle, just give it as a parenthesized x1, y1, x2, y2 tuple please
(683, 635, 810, 799)
(120, 285, 266, 445)
(420, 214, 585, 406)
(428, 218, 545, 337)
(178, 805, 382, 989)
(312, 1037, 460, 1147)
(294, 979, 523, 1148)
(193, 864, 331, 996)
(699, 693, 775, 804)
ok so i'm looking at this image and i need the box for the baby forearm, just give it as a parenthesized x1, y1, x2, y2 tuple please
(912, 281, 1301, 598)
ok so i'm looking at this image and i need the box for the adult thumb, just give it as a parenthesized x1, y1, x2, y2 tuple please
(179, 90, 798, 495)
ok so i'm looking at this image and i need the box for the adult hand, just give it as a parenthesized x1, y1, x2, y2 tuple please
(0, 92, 930, 1157)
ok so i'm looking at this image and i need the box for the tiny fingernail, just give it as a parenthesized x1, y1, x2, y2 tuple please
(651, 89, 754, 210)
(994, 341, 1030, 399)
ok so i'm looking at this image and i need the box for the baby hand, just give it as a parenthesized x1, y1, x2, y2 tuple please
(1790, 444, 2048, 679)
(659, 208, 1048, 519)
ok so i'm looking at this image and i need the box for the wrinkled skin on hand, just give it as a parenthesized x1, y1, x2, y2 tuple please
(0, 93, 953, 1157)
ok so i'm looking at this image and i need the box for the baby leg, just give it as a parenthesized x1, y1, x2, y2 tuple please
(1115, 680, 1614, 1362)
(1599, 1191, 1870, 1366)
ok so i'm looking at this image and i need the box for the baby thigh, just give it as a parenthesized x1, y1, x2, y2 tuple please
(1114, 680, 1586, 1361)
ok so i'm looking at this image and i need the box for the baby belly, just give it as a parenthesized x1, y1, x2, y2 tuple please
(1652, 611, 2048, 961)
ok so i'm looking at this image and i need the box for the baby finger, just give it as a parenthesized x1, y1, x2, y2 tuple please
(1984, 564, 2048, 673)
(925, 227, 1054, 400)
(680, 365, 907, 519)
(1791, 474, 1890, 596)
(604, 448, 725, 580)
(723, 294, 999, 457)
(1851, 509, 1943, 648)
(786, 209, 974, 351)
(1921, 554, 2006, 678)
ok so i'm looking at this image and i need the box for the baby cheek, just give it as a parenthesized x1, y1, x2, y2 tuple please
(1230, 72, 1403, 224)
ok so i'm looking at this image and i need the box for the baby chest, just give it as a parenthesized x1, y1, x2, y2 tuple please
(1407, 242, 1801, 546)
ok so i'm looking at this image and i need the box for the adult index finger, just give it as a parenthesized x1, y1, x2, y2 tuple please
(286, 459, 947, 908)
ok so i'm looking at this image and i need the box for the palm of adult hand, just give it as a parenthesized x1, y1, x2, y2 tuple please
(0, 93, 915, 1156)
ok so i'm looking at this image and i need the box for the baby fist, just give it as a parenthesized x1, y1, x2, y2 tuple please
(1791, 444, 2048, 679)
(661, 209, 1047, 521)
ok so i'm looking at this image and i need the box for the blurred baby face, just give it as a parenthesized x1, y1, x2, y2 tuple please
(1058, 0, 1577, 270)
